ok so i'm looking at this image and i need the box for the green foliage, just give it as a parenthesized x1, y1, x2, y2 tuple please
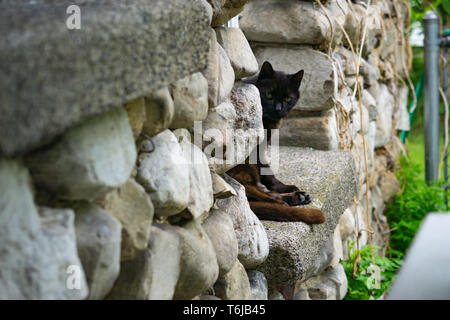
(443, 0, 450, 16)
(342, 242, 402, 300)
(410, 0, 449, 26)
(408, 0, 448, 129)
(343, 134, 446, 300)
(385, 156, 446, 257)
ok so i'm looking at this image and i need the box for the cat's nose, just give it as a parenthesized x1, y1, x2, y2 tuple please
(275, 103, 282, 111)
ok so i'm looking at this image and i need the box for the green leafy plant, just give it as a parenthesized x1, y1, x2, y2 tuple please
(410, 0, 449, 26)
(385, 156, 446, 258)
(342, 242, 402, 300)
(343, 151, 446, 299)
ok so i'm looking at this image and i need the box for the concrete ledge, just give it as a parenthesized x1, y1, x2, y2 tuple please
(257, 147, 357, 287)
(0, 0, 210, 156)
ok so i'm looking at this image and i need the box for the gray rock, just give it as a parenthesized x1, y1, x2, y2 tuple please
(367, 80, 381, 102)
(305, 233, 335, 281)
(307, 283, 337, 300)
(362, 89, 378, 121)
(343, 4, 361, 50)
(375, 84, 394, 148)
(103, 179, 154, 262)
(293, 289, 311, 300)
(370, 185, 390, 255)
(336, 87, 357, 114)
(143, 87, 175, 137)
(335, 47, 357, 76)
(124, 97, 146, 140)
(178, 136, 214, 220)
(380, 60, 395, 81)
(201, 101, 235, 172)
(360, 59, 380, 86)
(208, 0, 250, 27)
(280, 110, 339, 150)
(379, 170, 401, 204)
(169, 72, 209, 129)
(202, 84, 264, 174)
(217, 43, 235, 105)
(214, 260, 252, 300)
(202, 209, 239, 276)
(268, 288, 285, 300)
(339, 208, 357, 259)
(256, 147, 357, 287)
(107, 223, 182, 300)
(215, 27, 258, 79)
(299, 264, 348, 300)
(349, 104, 370, 139)
(38, 207, 90, 300)
(196, 295, 222, 300)
(360, 5, 383, 57)
(350, 133, 375, 186)
(241, 0, 347, 47)
(211, 172, 237, 199)
(216, 175, 269, 269)
(346, 75, 365, 92)
(173, 220, 219, 300)
(197, 38, 234, 109)
(394, 85, 410, 131)
(73, 202, 122, 300)
(0, 159, 88, 299)
(0, 0, 210, 157)
(202, 29, 220, 108)
(378, 22, 397, 60)
(326, 0, 350, 48)
(247, 270, 268, 300)
(330, 227, 344, 268)
(136, 130, 190, 217)
(199, 0, 213, 24)
(252, 45, 337, 112)
(338, 208, 357, 244)
(25, 106, 136, 201)
(353, 202, 369, 249)
(305, 225, 343, 278)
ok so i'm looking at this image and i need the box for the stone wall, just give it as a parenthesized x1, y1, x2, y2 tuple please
(0, 0, 410, 300)
(240, 0, 411, 299)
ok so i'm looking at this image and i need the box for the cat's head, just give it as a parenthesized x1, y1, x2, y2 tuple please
(254, 61, 304, 121)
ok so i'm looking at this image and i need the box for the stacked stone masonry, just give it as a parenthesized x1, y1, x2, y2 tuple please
(0, 0, 410, 300)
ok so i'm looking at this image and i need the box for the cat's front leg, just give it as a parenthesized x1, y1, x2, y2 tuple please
(262, 175, 299, 193)
(271, 182, 300, 194)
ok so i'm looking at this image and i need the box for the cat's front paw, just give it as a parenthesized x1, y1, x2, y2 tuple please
(290, 191, 311, 205)
(297, 191, 311, 205)
(282, 191, 311, 206)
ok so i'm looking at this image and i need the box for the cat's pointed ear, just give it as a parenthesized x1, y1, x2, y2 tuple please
(258, 61, 274, 80)
(290, 69, 304, 90)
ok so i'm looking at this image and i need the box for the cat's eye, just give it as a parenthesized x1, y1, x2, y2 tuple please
(266, 93, 273, 99)
(284, 97, 292, 102)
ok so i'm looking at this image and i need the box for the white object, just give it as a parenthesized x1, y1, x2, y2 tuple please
(388, 213, 450, 299)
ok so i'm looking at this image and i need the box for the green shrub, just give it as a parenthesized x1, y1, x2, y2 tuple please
(342, 242, 402, 300)
(385, 156, 446, 258)
(343, 154, 446, 300)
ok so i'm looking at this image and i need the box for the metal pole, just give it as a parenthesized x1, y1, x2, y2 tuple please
(423, 11, 440, 183)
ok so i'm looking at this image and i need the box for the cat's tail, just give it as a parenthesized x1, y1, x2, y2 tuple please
(249, 202, 326, 224)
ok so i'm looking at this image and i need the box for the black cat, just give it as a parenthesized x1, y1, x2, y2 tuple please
(227, 61, 325, 224)
(246, 61, 304, 123)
